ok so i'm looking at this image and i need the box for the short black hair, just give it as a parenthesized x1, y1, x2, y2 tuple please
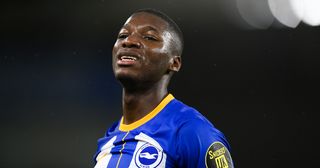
(132, 8, 184, 56)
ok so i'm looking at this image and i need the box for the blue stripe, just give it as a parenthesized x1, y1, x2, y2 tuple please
(107, 154, 120, 168)
(106, 132, 127, 168)
(117, 140, 138, 167)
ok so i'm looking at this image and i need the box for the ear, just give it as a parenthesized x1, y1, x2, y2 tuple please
(168, 55, 181, 72)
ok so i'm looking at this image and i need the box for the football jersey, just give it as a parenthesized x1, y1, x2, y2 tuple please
(94, 94, 234, 168)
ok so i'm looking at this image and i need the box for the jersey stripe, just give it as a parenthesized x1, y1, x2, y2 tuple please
(115, 131, 130, 168)
(94, 136, 117, 168)
(128, 141, 144, 168)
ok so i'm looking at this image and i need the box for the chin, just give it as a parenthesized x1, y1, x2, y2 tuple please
(115, 68, 135, 79)
(115, 71, 138, 84)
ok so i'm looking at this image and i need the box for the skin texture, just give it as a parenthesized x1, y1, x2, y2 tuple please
(112, 12, 181, 125)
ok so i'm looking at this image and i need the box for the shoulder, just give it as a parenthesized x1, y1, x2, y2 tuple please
(105, 120, 120, 136)
(167, 98, 211, 124)
(176, 112, 230, 150)
(168, 99, 221, 137)
(97, 120, 120, 145)
(170, 99, 234, 168)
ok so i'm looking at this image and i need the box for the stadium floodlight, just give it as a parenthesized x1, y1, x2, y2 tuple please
(268, 0, 303, 28)
(236, 0, 274, 29)
(302, 0, 320, 26)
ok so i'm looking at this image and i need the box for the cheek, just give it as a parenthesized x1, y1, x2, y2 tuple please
(146, 52, 170, 72)
(147, 42, 170, 67)
(112, 41, 119, 55)
(148, 43, 170, 59)
(112, 42, 120, 60)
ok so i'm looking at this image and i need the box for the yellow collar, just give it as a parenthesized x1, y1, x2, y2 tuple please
(119, 94, 174, 132)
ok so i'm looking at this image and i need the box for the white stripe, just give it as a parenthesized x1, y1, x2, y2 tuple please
(94, 136, 117, 168)
(134, 133, 163, 150)
(128, 141, 145, 168)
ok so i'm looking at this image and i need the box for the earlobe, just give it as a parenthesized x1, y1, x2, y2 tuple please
(169, 56, 181, 72)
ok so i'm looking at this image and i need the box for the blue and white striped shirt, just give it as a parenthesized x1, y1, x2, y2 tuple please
(94, 94, 233, 168)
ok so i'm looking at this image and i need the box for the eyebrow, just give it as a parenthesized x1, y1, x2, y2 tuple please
(141, 25, 158, 32)
(122, 24, 159, 33)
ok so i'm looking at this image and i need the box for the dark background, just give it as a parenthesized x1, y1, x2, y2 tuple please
(1, 0, 319, 167)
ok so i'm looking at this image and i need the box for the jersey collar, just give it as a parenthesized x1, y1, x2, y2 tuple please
(119, 94, 174, 132)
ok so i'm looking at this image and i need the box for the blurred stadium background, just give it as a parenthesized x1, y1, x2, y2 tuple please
(1, 0, 319, 167)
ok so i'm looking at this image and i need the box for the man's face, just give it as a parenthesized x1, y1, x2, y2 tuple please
(112, 12, 174, 84)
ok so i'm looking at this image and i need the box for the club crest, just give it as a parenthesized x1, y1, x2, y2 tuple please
(135, 143, 163, 168)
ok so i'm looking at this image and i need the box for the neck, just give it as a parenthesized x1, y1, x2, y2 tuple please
(121, 78, 169, 125)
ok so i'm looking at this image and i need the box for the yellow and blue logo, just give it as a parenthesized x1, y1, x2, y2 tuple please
(205, 142, 234, 168)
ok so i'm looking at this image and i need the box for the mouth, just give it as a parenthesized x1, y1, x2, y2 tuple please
(116, 51, 140, 66)
(119, 55, 137, 61)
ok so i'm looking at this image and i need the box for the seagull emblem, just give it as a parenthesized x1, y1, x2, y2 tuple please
(139, 152, 158, 159)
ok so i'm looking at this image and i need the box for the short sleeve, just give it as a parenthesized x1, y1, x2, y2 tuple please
(176, 119, 234, 168)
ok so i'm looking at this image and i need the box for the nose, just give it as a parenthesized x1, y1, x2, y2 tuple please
(121, 34, 142, 49)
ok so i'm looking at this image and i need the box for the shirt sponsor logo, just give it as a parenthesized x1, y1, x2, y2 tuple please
(205, 142, 234, 168)
(215, 155, 228, 168)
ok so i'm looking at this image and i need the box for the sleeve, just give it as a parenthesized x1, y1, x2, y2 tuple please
(176, 119, 234, 168)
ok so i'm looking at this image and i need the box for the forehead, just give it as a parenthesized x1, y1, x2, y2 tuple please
(122, 12, 169, 32)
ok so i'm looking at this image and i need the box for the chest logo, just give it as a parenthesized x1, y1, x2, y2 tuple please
(135, 143, 163, 168)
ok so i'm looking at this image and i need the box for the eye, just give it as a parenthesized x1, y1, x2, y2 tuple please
(143, 35, 157, 41)
(118, 34, 128, 39)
